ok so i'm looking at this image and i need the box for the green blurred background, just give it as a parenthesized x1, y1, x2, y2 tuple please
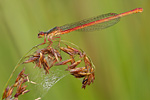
(0, 0, 149, 100)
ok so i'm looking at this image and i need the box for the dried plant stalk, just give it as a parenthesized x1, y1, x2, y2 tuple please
(2, 68, 29, 100)
(2, 40, 95, 100)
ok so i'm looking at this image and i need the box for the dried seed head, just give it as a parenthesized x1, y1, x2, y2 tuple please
(22, 40, 95, 89)
(67, 60, 82, 70)
(15, 68, 25, 83)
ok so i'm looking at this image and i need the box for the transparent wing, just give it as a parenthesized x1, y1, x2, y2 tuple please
(59, 13, 120, 32)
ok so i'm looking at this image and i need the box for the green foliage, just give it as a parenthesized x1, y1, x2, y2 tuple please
(0, 0, 149, 100)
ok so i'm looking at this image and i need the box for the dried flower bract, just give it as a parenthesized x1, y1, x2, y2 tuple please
(23, 41, 95, 89)
(2, 68, 29, 100)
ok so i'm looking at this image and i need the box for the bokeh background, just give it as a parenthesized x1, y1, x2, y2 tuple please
(0, 0, 149, 100)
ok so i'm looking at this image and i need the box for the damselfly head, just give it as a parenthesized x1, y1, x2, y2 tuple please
(38, 31, 45, 38)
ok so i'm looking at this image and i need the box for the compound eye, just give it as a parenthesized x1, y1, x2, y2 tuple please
(38, 32, 45, 38)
